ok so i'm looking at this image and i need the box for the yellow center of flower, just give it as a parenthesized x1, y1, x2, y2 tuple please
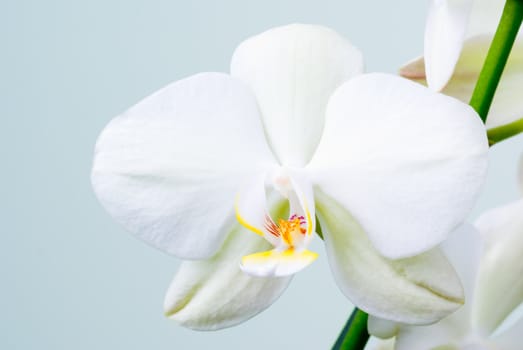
(265, 215, 307, 247)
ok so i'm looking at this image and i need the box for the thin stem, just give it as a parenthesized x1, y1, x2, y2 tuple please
(488, 117, 523, 145)
(332, 308, 369, 350)
(469, 0, 523, 123)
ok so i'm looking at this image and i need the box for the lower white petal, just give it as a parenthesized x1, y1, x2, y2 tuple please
(164, 224, 292, 330)
(424, 0, 474, 91)
(240, 248, 318, 277)
(394, 322, 463, 350)
(368, 316, 399, 339)
(380, 225, 485, 350)
(472, 199, 523, 335)
(315, 190, 464, 325)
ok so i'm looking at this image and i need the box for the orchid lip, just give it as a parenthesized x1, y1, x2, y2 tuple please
(234, 170, 318, 277)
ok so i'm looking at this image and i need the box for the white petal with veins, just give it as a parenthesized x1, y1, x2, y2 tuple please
(164, 224, 292, 330)
(309, 73, 488, 259)
(231, 23, 364, 166)
(315, 190, 464, 325)
(377, 225, 483, 349)
(92, 72, 276, 259)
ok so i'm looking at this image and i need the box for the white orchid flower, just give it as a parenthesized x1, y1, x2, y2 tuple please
(367, 156, 523, 349)
(401, 0, 523, 130)
(92, 24, 489, 330)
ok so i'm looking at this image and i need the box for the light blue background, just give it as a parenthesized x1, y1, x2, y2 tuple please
(3, 1, 522, 349)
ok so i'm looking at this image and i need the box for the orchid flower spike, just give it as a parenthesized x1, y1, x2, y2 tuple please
(367, 154, 523, 349)
(401, 0, 523, 130)
(92, 24, 489, 331)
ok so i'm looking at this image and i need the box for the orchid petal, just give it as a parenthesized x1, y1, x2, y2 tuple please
(315, 190, 464, 325)
(370, 225, 483, 346)
(394, 323, 461, 350)
(92, 72, 276, 259)
(231, 24, 364, 167)
(368, 316, 399, 339)
(378, 225, 486, 350)
(424, 0, 474, 91)
(164, 224, 291, 330)
(309, 73, 488, 259)
(240, 248, 318, 277)
(472, 199, 523, 335)
(401, 36, 523, 129)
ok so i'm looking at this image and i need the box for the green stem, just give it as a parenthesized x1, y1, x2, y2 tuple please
(469, 0, 523, 123)
(488, 117, 523, 145)
(332, 308, 369, 350)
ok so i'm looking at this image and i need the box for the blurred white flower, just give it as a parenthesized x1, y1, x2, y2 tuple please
(368, 155, 523, 349)
(92, 24, 488, 330)
(401, 0, 523, 130)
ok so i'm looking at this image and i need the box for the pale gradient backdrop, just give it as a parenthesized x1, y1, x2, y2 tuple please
(2, 1, 522, 349)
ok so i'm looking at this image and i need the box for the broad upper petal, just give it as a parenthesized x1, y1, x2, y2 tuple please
(231, 24, 364, 167)
(401, 36, 523, 129)
(164, 224, 292, 330)
(315, 190, 464, 325)
(92, 72, 276, 259)
(472, 199, 523, 335)
(309, 73, 488, 259)
(424, 0, 474, 91)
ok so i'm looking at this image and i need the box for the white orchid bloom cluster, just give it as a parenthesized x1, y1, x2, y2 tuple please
(367, 156, 523, 350)
(92, 24, 489, 331)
